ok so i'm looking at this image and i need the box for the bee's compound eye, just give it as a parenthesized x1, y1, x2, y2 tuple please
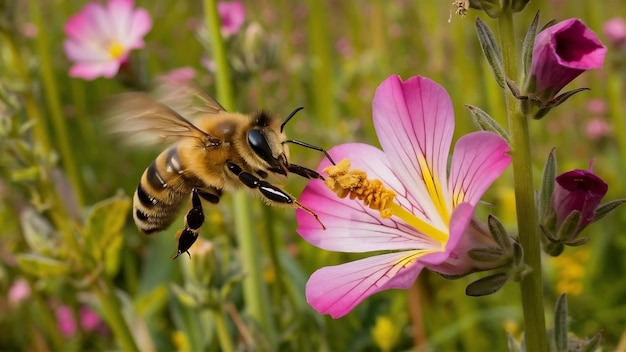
(247, 129, 274, 163)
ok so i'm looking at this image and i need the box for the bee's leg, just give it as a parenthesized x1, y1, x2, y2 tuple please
(287, 164, 324, 180)
(196, 187, 222, 204)
(227, 162, 326, 229)
(172, 189, 205, 259)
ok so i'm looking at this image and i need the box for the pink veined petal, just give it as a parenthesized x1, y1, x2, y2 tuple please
(418, 202, 475, 270)
(448, 131, 511, 207)
(297, 143, 442, 253)
(63, 39, 109, 62)
(305, 251, 425, 318)
(69, 61, 121, 80)
(372, 75, 454, 227)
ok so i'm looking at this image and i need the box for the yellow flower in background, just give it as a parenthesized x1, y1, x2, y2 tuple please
(371, 316, 401, 352)
(172, 330, 190, 352)
(550, 248, 589, 296)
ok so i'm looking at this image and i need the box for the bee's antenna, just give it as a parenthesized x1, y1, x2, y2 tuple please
(283, 139, 336, 165)
(280, 106, 304, 133)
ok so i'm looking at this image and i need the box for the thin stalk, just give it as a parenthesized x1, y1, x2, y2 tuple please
(213, 308, 235, 352)
(497, 11, 548, 352)
(203, 0, 277, 347)
(94, 279, 139, 352)
(29, 0, 85, 207)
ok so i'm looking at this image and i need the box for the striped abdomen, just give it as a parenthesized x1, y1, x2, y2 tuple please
(133, 146, 193, 234)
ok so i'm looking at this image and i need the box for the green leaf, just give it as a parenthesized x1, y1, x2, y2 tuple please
(466, 105, 510, 143)
(135, 285, 168, 316)
(20, 208, 56, 256)
(84, 194, 131, 260)
(104, 234, 123, 277)
(592, 199, 626, 222)
(488, 214, 513, 253)
(475, 17, 505, 88)
(521, 12, 540, 82)
(554, 294, 568, 352)
(466, 273, 509, 296)
(17, 253, 70, 277)
(538, 148, 557, 222)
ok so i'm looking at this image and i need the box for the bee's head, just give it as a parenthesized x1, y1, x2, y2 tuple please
(247, 111, 289, 176)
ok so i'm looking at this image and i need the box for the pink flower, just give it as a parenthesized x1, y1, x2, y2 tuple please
(296, 75, 511, 318)
(63, 0, 152, 80)
(551, 165, 607, 237)
(218, 1, 246, 37)
(8, 279, 31, 306)
(585, 118, 611, 140)
(56, 305, 77, 337)
(529, 19, 606, 101)
(603, 17, 626, 46)
(156, 67, 197, 84)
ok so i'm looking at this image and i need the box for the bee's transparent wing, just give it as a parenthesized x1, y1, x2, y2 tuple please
(106, 91, 211, 146)
(153, 81, 227, 121)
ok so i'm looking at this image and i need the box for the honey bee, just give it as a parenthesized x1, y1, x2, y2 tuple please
(109, 83, 331, 258)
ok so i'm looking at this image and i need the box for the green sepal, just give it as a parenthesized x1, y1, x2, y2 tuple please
(510, 0, 530, 12)
(475, 17, 505, 88)
(554, 294, 568, 352)
(563, 237, 590, 247)
(487, 214, 513, 253)
(17, 253, 70, 278)
(592, 199, 626, 223)
(465, 272, 509, 296)
(466, 104, 510, 142)
(521, 12, 540, 82)
(468, 247, 504, 262)
(538, 148, 557, 222)
(540, 19, 557, 32)
(533, 88, 591, 119)
(555, 210, 581, 242)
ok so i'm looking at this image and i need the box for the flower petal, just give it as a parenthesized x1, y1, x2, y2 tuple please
(448, 131, 511, 207)
(69, 61, 121, 80)
(306, 251, 425, 318)
(297, 143, 441, 253)
(372, 75, 454, 228)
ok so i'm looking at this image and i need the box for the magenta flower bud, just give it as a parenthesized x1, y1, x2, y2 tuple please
(530, 19, 606, 101)
(551, 167, 608, 236)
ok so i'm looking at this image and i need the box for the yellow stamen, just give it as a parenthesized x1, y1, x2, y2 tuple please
(323, 159, 396, 218)
(108, 42, 125, 59)
(323, 159, 449, 246)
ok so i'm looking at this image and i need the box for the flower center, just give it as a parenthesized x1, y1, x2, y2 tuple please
(323, 159, 449, 245)
(108, 42, 125, 59)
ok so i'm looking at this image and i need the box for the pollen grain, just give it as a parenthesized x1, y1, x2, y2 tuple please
(322, 159, 396, 218)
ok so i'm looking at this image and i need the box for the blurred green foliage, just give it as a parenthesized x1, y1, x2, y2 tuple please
(0, 0, 625, 351)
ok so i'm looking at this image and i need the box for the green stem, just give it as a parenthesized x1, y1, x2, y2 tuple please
(497, 11, 548, 352)
(94, 279, 139, 352)
(30, 0, 85, 207)
(203, 0, 277, 347)
(212, 308, 235, 352)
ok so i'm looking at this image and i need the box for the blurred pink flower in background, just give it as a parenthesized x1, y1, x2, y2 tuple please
(8, 279, 31, 306)
(56, 305, 107, 337)
(585, 118, 611, 140)
(218, 1, 246, 37)
(297, 75, 511, 318)
(602, 17, 626, 46)
(63, 0, 152, 80)
(529, 18, 606, 101)
(156, 67, 197, 84)
(586, 98, 608, 115)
